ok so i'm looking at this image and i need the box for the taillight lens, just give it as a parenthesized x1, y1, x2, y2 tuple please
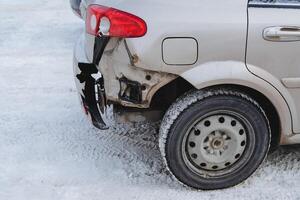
(86, 5, 147, 38)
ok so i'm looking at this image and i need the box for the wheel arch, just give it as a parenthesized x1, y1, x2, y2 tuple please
(180, 61, 293, 145)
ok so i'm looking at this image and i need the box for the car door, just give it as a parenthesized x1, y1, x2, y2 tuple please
(247, 0, 300, 133)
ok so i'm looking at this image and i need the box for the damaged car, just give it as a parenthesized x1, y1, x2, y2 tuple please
(71, 0, 300, 190)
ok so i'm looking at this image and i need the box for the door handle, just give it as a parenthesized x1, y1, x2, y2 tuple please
(263, 26, 300, 42)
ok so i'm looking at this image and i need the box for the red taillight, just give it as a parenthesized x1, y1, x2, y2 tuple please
(86, 5, 147, 38)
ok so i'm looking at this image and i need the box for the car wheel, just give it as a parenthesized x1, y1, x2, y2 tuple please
(159, 88, 271, 190)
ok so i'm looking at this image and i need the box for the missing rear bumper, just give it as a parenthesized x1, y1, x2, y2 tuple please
(76, 63, 109, 130)
(73, 34, 178, 129)
(73, 35, 110, 130)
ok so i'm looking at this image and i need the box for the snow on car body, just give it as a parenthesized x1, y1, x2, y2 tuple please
(71, 0, 300, 190)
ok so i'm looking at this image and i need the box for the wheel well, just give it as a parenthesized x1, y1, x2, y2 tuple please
(208, 84, 281, 152)
(150, 77, 280, 151)
(151, 79, 281, 151)
(150, 77, 195, 110)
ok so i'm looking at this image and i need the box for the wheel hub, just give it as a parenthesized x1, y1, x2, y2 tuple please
(205, 131, 229, 155)
(211, 137, 224, 149)
(184, 113, 247, 173)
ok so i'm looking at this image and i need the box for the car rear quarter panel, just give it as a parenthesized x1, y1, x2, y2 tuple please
(87, 0, 248, 74)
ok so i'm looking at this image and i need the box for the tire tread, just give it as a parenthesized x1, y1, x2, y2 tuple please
(158, 88, 271, 189)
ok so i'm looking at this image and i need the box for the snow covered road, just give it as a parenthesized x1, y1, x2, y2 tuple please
(1, 0, 300, 199)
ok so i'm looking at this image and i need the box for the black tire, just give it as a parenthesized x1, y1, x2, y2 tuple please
(159, 88, 271, 190)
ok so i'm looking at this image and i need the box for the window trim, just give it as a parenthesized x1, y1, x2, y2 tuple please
(248, 1, 300, 9)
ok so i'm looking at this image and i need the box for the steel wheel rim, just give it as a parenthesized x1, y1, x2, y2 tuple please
(182, 110, 254, 178)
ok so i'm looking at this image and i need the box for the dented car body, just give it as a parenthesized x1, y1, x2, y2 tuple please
(72, 0, 300, 190)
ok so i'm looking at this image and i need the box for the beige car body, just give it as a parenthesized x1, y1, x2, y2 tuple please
(74, 0, 300, 146)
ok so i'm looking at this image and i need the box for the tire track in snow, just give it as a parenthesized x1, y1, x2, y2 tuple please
(40, 111, 175, 186)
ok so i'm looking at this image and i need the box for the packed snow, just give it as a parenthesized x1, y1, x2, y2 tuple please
(1, 0, 300, 199)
